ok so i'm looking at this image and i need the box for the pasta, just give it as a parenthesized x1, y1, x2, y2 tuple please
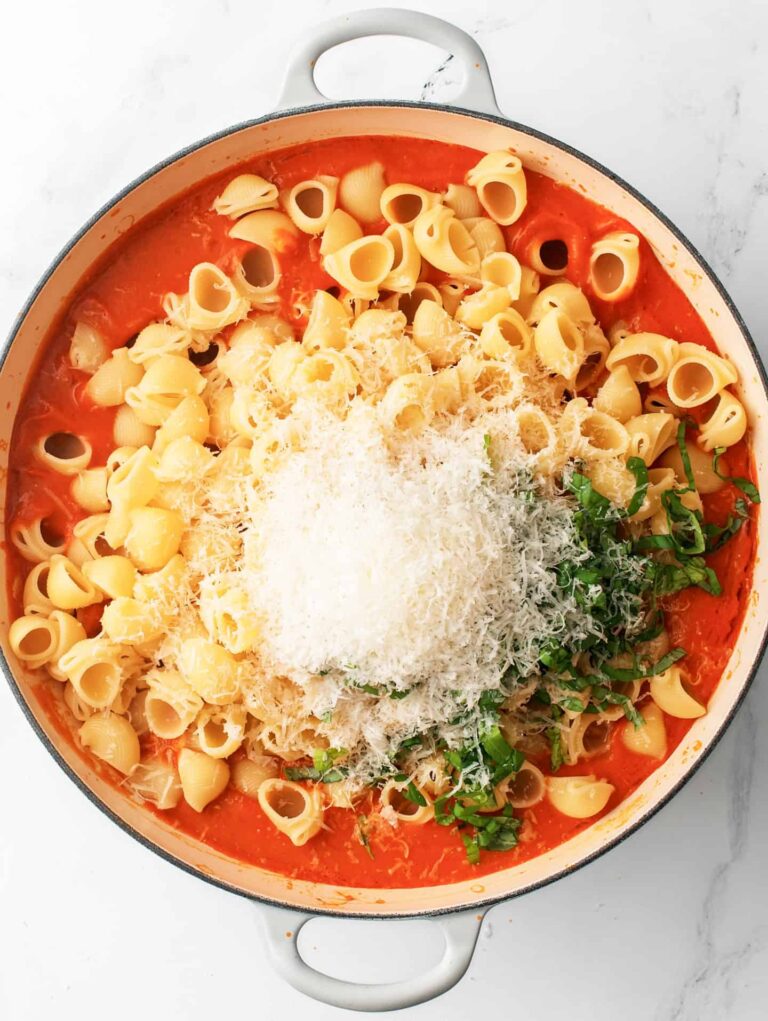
(589, 232, 641, 302)
(6, 137, 756, 886)
(284, 176, 338, 234)
(413, 205, 480, 276)
(380, 182, 440, 227)
(466, 150, 527, 225)
(338, 162, 387, 223)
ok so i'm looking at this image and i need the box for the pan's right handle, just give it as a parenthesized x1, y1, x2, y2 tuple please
(258, 903, 487, 1012)
(275, 8, 501, 116)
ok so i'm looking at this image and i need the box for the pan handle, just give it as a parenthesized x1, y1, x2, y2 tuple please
(275, 8, 501, 116)
(258, 903, 487, 1012)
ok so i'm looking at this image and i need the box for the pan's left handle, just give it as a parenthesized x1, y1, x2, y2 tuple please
(258, 903, 487, 1012)
(275, 8, 501, 116)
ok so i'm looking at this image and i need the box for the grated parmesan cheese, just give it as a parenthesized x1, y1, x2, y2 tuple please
(241, 401, 600, 782)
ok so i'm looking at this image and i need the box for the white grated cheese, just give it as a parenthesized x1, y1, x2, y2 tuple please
(242, 401, 599, 782)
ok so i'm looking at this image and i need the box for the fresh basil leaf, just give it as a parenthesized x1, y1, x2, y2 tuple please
(626, 456, 649, 516)
(712, 447, 761, 503)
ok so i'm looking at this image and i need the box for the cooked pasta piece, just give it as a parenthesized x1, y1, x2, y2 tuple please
(85, 348, 144, 407)
(128, 323, 188, 365)
(381, 223, 421, 293)
(650, 667, 706, 718)
(59, 638, 125, 709)
(480, 251, 522, 298)
(380, 779, 434, 824)
(178, 748, 230, 812)
(323, 235, 395, 299)
(123, 507, 184, 570)
(465, 150, 527, 225)
(605, 333, 679, 387)
(113, 405, 156, 448)
(319, 208, 363, 256)
(547, 775, 614, 819)
(8, 615, 60, 667)
(213, 174, 279, 218)
(71, 468, 110, 513)
(622, 702, 667, 758)
(125, 355, 205, 427)
(257, 778, 324, 845)
(533, 309, 584, 380)
(144, 668, 203, 739)
(338, 162, 386, 224)
(22, 562, 53, 616)
(82, 555, 137, 600)
(284, 176, 338, 234)
(230, 755, 279, 797)
(413, 205, 480, 277)
(411, 299, 466, 368)
(100, 596, 163, 644)
(178, 637, 240, 705)
(302, 291, 351, 351)
(11, 518, 67, 564)
(593, 366, 642, 423)
(666, 342, 738, 408)
(380, 183, 439, 228)
(629, 467, 676, 522)
(79, 711, 141, 775)
(444, 182, 481, 219)
(195, 704, 248, 759)
(500, 762, 546, 809)
(232, 247, 281, 302)
(528, 282, 594, 327)
(34, 432, 92, 475)
(455, 284, 511, 330)
(462, 216, 506, 259)
(480, 309, 533, 361)
(69, 321, 109, 375)
(46, 555, 99, 610)
(624, 413, 677, 465)
(698, 390, 747, 450)
(658, 440, 725, 494)
(380, 373, 435, 433)
(589, 232, 641, 302)
(229, 209, 299, 252)
(129, 757, 182, 809)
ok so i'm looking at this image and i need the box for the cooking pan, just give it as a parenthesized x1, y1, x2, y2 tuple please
(2, 8, 766, 1012)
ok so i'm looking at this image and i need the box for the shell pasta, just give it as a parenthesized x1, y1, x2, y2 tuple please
(4, 135, 756, 889)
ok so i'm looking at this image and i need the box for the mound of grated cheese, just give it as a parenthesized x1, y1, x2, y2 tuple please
(243, 402, 600, 782)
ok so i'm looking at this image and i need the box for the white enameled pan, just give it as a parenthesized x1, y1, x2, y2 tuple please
(1, 9, 766, 1012)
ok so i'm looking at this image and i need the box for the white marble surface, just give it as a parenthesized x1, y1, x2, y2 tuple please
(1, 1, 767, 1018)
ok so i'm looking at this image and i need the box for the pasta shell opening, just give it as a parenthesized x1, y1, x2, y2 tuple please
(239, 246, 279, 290)
(263, 782, 308, 820)
(531, 238, 568, 275)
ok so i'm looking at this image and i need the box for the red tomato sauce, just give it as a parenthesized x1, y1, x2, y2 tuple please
(5, 136, 757, 888)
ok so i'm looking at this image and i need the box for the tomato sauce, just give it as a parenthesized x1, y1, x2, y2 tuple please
(5, 136, 757, 888)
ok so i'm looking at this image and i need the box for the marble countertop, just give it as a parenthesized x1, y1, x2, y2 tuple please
(1, 1, 766, 1018)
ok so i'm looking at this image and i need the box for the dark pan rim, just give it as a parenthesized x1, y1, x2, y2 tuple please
(2, 98, 767, 921)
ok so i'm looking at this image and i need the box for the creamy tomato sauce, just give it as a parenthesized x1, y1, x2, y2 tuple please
(6, 136, 756, 888)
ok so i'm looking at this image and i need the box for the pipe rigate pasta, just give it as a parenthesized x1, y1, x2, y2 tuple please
(465, 150, 527, 225)
(698, 391, 748, 450)
(546, 775, 615, 819)
(413, 205, 480, 276)
(605, 332, 680, 387)
(79, 712, 141, 775)
(323, 235, 396, 299)
(666, 342, 738, 408)
(284, 176, 338, 234)
(338, 162, 387, 224)
(178, 749, 230, 813)
(257, 779, 324, 846)
(589, 231, 641, 302)
(649, 667, 706, 719)
(213, 173, 279, 218)
(621, 703, 667, 759)
(380, 182, 440, 228)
